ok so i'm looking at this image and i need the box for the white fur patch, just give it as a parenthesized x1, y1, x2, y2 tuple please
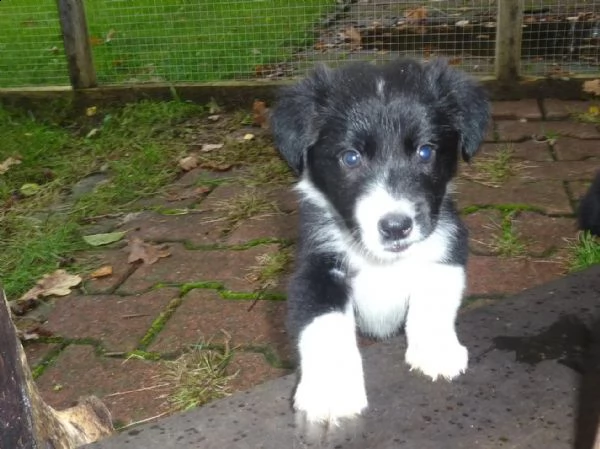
(354, 184, 423, 260)
(376, 78, 385, 97)
(404, 264, 467, 380)
(350, 220, 456, 338)
(295, 308, 368, 425)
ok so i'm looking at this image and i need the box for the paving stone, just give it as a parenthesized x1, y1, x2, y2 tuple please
(511, 212, 577, 256)
(24, 342, 61, 367)
(87, 266, 600, 449)
(118, 211, 224, 246)
(462, 209, 504, 255)
(478, 140, 553, 162)
(495, 120, 548, 142)
(42, 289, 177, 353)
(171, 167, 239, 188)
(543, 99, 599, 120)
(78, 249, 137, 294)
(569, 180, 594, 202)
(36, 345, 169, 426)
(225, 212, 298, 245)
(148, 290, 289, 361)
(466, 255, 565, 297)
(483, 120, 496, 142)
(492, 100, 542, 120)
(118, 243, 279, 293)
(551, 137, 600, 161)
(520, 160, 600, 182)
(455, 179, 572, 215)
(227, 352, 292, 393)
(545, 122, 600, 140)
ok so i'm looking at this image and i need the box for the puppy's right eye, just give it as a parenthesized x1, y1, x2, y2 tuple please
(340, 150, 362, 168)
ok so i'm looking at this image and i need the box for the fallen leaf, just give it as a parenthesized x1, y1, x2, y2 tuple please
(20, 183, 41, 197)
(90, 265, 113, 279)
(89, 36, 104, 46)
(199, 161, 233, 171)
(201, 143, 224, 152)
(127, 238, 171, 265)
(83, 231, 126, 246)
(105, 29, 116, 43)
(86, 106, 97, 117)
(405, 6, 427, 21)
(207, 114, 221, 121)
(0, 157, 21, 175)
(583, 79, 600, 96)
(179, 154, 199, 171)
(19, 270, 82, 302)
(252, 100, 269, 129)
(86, 128, 99, 139)
(243, 133, 255, 141)
(342, 26, 362, 50)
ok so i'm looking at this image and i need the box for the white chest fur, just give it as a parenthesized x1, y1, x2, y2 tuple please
(350, 259, 412, 338)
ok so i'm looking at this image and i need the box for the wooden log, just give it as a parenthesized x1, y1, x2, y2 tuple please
(495, 0, 524, 83)
(56, 0, 97, 89)
(0, 291, 113, 448)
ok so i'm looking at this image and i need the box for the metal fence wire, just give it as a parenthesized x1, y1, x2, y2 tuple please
(0, 1, 69, 88)
(0, 1, 598, 88)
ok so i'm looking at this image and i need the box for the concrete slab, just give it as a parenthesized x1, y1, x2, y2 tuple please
(86, 266, 600, 449)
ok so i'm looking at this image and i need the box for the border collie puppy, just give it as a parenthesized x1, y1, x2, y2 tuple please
(578, 171, 600, 236)
(270, 58, 490, 427)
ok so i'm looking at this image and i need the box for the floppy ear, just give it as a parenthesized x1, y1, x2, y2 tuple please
(269, 65, 332, 175)
(425, 59, 491, 162)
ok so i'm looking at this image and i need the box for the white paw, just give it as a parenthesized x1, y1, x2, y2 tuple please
(295, 311, 368, 426)
(294, 371, 368, 426)
(405, 338, 468, 381)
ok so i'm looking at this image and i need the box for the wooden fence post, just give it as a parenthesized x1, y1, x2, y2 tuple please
(495, 0, 524, 84)
(56, 0, 97, 89)
(0, 291, 113, 448)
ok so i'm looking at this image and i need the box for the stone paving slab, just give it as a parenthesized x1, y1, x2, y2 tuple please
(87, 266, 600, 449)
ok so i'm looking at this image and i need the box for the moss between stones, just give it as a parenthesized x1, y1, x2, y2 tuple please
(137, 296, 184, 351)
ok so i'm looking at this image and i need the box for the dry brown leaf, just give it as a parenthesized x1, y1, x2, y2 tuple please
(583, 79, 600, 96)
(179, 154, 199, 171)
(18, 270, 82, 302)
(0, 157, 21, 175)
(90, 265, 113, 279)
(405, 6, 428, 21)
(343, 26, 362, 50)
(127, 238, 171, 265)
(252, 100, 270, 129)
(201, 143, 224, 152)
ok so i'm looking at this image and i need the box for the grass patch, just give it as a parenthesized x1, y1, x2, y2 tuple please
(205, 190, 280, 231)
(162, 337, 237, 412)
(245, 246, 294, 291)
(464, 144, 523, 187)
(568, 232, 600, 272)
(572, 105, 600, 124)
(0, 1, 335, 87)
(244, 158, 295, 187)
(491, 212, 526, 257)
(0, 100, 203, 300)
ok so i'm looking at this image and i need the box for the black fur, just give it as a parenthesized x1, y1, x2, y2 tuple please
(578, 171, 600, 236)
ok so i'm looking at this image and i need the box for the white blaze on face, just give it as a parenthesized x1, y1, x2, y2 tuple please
(354, 183, 422, 258)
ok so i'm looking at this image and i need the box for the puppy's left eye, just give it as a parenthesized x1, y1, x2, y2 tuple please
(340, 149, 362, 168)
(417, 144, 435, 162)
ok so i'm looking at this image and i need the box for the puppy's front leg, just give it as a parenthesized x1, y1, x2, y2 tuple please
(404, 264, 468, 381)
(288, 258, 367, 427)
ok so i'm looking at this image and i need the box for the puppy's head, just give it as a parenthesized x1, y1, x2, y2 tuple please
(271, 59, 490, 261)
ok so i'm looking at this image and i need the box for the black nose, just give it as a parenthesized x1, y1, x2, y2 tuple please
(378, 214, 413, 240)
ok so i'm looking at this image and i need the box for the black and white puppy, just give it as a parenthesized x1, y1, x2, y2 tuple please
(270, 58, 490, 426)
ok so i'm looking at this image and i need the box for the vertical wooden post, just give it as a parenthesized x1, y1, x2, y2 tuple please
(0, 291, 113, 448)
(494, 0, 524, 84)
(56, 0, 97, 89)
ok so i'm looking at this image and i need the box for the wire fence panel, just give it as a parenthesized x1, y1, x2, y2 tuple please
(521, 0, 600, 76)
(301, 1, 497, 76)
(0, 1, 69, 88)
(0, 1, 599, 88)
(83, 0, 338, 84)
